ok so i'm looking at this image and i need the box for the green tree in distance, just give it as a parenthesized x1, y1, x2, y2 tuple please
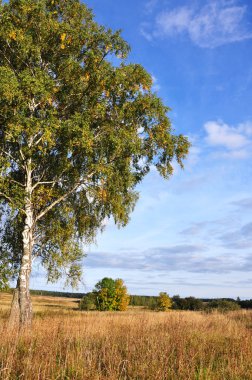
(94, 277, 130, 311)
(0, 0, 190, 327)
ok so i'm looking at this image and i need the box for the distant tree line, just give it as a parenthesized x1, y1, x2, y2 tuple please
(130, 295, 246, 312)
(133, 295, 252, 312)
(30, 290, 84, 299)
(238, 299, 252, 308)
(3, 287, 252, 310)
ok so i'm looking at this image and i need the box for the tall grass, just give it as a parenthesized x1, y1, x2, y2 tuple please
(0, 308, 252, 379)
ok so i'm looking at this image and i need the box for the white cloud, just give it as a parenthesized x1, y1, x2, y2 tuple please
(239, 121, 252, 136)
(143, 1, 252, 48)
(85, 245, 251, 274)
(144, 0, 159, 14)
(204, 121, 249, 149)
(204, 120, 252, 158)
(156, 6, 193, 35)
(151, 75, 161, 92)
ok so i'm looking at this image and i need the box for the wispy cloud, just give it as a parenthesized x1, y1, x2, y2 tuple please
(181, 222, 210, 236)
(144, 0, 159, 14)
(232, 197, 252, 209)
(84, 244, 252, 274)
(220, 221, 252, 250)
(142, 1, 252, 48)
(204, 120, 252, 159)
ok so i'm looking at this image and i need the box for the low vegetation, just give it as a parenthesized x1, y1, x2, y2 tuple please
(0, 292, 252, 379)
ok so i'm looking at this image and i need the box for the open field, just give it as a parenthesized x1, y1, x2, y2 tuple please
(1, 293, 252, 379)
(0, 291, 80, 316)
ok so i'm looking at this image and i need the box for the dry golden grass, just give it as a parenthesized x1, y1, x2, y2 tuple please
(0, 292, 252, 379)
(0, 291, 79, 316)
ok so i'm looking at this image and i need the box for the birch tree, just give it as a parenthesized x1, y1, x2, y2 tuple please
(0, 0, 190, 327)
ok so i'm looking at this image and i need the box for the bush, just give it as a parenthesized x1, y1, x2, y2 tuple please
(172, 295, 204, 311)
(79, 293, 96, 311)
(206, 300, 240, 313)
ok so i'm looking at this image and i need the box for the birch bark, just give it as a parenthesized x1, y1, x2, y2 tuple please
(9, 158, 33, 328)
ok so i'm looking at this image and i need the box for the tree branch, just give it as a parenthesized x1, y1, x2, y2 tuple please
(0, 147, 21, 167)
(35, 183, 80, 222)
(35, 172, 95, 222)
(0, 192, 14, 204)
(10, 179, 25, 188)
(32, 180, 57, 191)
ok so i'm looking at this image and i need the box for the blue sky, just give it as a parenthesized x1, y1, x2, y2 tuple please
(32, 0, 252, 298)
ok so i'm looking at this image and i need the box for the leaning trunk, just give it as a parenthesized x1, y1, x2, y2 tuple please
(9, 160, 34, 328)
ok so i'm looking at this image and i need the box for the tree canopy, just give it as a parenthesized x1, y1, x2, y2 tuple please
(157, 292, 172, 311)
(94, 277, 130, 311)
(79, 277, 130, 311)
(0, 0, 190, 326)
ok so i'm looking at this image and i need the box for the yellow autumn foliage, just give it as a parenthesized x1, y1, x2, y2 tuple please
(9, 31, 17, 40)
(157, 292, 173, 311)
(60, 33, 67, 42)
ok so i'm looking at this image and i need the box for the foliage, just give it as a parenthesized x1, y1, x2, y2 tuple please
(0, 261, 11, 291)
(79, 292, 96, 311)
(94, 277, 130, 311)
(156, 292, 172, 311)
(0, 207, 21, 289)
(206, 300, 241, 313)
(29, 289, 84, 298)
(172, 295, 204, 311)
(238, 299, 252, 309)
(130, 295, 158, 308)
(114, 279, 130, 311)
(0, 0, 190, 289)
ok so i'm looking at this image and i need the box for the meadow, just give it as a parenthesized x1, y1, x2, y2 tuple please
(0, 292, 252, 379)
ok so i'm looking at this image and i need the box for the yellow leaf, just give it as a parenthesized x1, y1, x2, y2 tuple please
(98, 188, 107, 201)
(60, 33, 67, 42)
(9, 31, 17, 40)
(81, 73, 90, 81)
(142, 85, 150, 91)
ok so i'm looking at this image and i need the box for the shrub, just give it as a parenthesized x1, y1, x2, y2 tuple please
(206, 300, 241, 313)
(79, 293, 96, 311)
(172, 295, 204, 311)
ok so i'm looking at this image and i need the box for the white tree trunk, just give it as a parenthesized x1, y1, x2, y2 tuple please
(19, 194, 33, 327)
(9, 159, 33, 328)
